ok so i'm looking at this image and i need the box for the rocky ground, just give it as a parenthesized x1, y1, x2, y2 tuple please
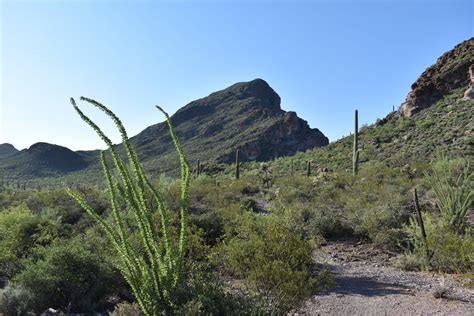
(296, 240, 474, 315)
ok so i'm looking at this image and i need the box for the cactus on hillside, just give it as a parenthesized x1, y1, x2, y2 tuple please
(235, 148, 240, 180)
(353, 109, 359, 176)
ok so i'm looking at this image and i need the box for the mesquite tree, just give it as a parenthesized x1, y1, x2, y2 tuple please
(67, 97, 190, 315)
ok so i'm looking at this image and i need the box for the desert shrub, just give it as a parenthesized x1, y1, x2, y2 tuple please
(13, 238, 117, 313)
(416, 119, 435, 130)
(240, 196, 258, 212)
(306, 204, 353, 239)
(343, 164, 412, 247)
(240, 184, 260, 195)
(425, 153, 473, 233)
(402, 213, 474, 273)
(172, 262, 260, 315)
(0, 204, 37, 278)
(214, 213, 330, 313)
(395, 253, 425, 272)
(189, 210, 224, 246)
(186, 226, 211, 261)
(396, 117, 415, 131)
(110, 301, 143, 316)
(0, 285, 34, 315)
(0, 203, 75, 279)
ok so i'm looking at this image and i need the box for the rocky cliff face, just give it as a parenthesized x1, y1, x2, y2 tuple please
(399, 38, 474, 116)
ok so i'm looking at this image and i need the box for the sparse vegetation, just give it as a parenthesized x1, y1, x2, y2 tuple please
(0, 44, 472, 314)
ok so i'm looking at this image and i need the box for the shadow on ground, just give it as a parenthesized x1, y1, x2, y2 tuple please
(329, 275, 413, 297)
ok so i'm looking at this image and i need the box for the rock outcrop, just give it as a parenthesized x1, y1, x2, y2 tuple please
(462, 65, 474, 100)
(399, 38, 474, 117)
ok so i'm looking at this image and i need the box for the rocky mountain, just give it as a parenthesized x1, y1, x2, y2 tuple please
(0, 143, 18, 159)
(399, 37, 473, 116)
(130, 79, 328, 166)
(0, 79, 328, 179)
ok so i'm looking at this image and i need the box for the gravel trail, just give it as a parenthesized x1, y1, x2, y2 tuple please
(296, 241, 474, 316)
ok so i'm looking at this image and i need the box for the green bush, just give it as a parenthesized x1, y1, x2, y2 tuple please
(110, 302, 142, 316)
(214, 213, 331, 313)
(12, 238, 117, 313)
(189, 210, 224, 247)
(416, 119, 435, 129)
(0, 204, 36, 278)
(0, 204, 69, 278)
(343, 164, 412, 248)
(172, 262, 259, 315)
(0, 285, 33, 315)
(402, 213, 474, 273)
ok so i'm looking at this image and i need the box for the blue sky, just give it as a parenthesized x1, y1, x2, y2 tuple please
(1, 0, 472, 150)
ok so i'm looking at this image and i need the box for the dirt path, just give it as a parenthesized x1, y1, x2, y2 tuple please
(297, 240, 474, 315)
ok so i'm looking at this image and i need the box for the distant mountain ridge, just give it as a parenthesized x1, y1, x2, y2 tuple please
(0, 143, 18, 159)
(3, 37, 472, 182)
(0, 79, 329, 179)
(0, 142, 90, 178)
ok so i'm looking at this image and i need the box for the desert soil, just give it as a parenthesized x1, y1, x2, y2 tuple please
(296, 240, 474, 316)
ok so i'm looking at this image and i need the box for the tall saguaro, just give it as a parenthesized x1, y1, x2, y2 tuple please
(353, 109, 359, 176)
(235, 148, 240, 180)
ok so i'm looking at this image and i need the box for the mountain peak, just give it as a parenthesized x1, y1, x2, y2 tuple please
(131, 79, 328, 168)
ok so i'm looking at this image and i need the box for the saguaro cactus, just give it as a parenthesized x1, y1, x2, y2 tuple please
(413, 188, 431, 265)
(307, 161, 311, 177)
(353, 109, 359, 176)
(235, 148, 240, 180)
(290, 160, 294, 176)
(197, 159, 201, 176)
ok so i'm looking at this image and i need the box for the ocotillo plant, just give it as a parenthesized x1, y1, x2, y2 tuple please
(235, 148, 240, 180)
(67, 97, 190, 315)
(353, 109, 359, 176)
